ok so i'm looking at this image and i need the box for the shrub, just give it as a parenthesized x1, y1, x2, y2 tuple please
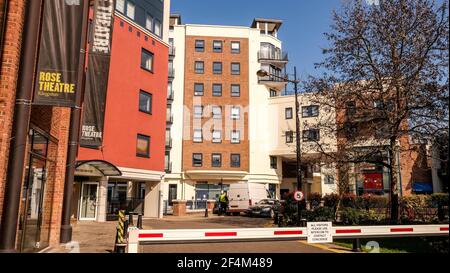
(355, 194, 389, 209)
(323, 193, 340, 209)
(400, 195, 436, 223)
(429, 193, 449, 208)
(340, 208, 364, 225)
(342, 193, 357, 208)
(304, 207, 335, 222)
(308, 192, 323, 209)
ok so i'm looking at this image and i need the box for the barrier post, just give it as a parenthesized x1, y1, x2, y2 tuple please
(352, 238, 362, 252)
(205, 200, 208, 217)
(128, 213, 134, 227)
(137, 214, 143, 229)
(114, 210, 127, 253)
(127, 227, 140, 253)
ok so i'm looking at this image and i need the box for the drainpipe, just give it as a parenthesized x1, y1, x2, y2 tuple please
(0, 0, 44, 253)
(60, 0, 90, 244)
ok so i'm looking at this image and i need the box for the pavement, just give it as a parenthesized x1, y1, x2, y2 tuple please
(47, 215, 352, 253)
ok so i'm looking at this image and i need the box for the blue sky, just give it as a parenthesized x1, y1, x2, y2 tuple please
(170, 0, 344, 79)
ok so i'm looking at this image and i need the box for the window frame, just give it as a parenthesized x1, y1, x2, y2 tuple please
(213, 62, 223, 74)
(195, 61, 204, 74)
(194, 83, 204, 96)
(270, 156, 277, 169)
(285, 107, 293, 119)
(230, 154, 241, 168)
(231, 130, 241, 144)
(231, 62, 241, 75)
(212, 106, 222, 119)
(302, 105, 319, 118)
(192, 153, 203, 167)
(213, 40, 223, 53)
(285, 131, 294, 143)
(141, 48, 154, 73)
(212, 153, 222, 167)
(231, 84, 241, 97)
(193, 129, 203, 143)
(193, 105, 203, 119)
(231, 41, 241, 54)
(138, 90, 153, 115)
(231, 106, 240, 120)
(212, 130, 222, 144)
(212, 83, 223, 97)
(136, 134, 151, 158)
(302, 129, 320, 142)
(195, 40, 205, 52)
(126, 0, 135, 20)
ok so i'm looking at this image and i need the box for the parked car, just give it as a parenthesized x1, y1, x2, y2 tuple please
(245, 199, 282, 219)
(228, 183, 271, 215)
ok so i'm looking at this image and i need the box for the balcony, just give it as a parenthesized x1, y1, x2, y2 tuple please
(258, 74, 288, 90)
(258, 50, 288, 68)
(167, 90, 174, 102)
(165, 161, 172, 173)
(165, 137, 172, 149)
(169, 45, 176, 57)
(168, 67, 175, 79)
(166, 112, 173, 124)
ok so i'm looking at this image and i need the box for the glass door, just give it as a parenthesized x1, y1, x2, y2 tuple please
(79, 183, 99, 220)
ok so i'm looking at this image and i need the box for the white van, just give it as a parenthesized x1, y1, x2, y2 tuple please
(227, 183, 271, 215)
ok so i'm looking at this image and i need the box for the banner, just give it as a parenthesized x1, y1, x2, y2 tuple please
(33, 0, 86, 107)
(80, 0, 115, 147)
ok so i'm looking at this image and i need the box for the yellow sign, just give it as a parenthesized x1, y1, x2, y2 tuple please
(38, 72, 75, 96)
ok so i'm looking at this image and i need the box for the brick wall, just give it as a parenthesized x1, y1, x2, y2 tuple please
(0, 0, 26, 217)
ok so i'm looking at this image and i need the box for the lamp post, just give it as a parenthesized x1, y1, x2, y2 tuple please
(257, 67, 303, 227)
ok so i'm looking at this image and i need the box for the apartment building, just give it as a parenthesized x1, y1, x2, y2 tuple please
(74, 0, 170, 221)
(163, 15, 339, 210)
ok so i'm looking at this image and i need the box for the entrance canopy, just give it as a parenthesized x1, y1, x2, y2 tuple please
(75, 160, 122, 177)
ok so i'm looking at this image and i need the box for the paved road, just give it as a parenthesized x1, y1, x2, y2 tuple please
(141, 215, 333, 253)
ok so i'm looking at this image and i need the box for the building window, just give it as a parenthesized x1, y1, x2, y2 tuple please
(126, 1, 135, 20)
(154, 19, 162, 37)
(193, 153, 203, 167)
(145, 13, 153, 32)
(231, 84, 240, 97)
(212, 84, 222, 97)
(231, 41, 240, 54)
(231, 130, 240, 144)
(324, 175, 335, 185)
(270, 156, 277, 169)
(212, 106, 222, 119)
(302, 105, 319, 118)
(195, 40, 205, 52)
(194, 83, 204, 96)
(270, 89, 278, 97)
(212, 154, 222, 167)
(285, 107, 293, 119)
(193, 129, 203, 142)
(116, 0, 125, 13)
(195, 61, 204, 74)
(285, 131, 294, 143)
(231, 63, 240, 75)
(136, 134, 150, 158)
(231, 106, 240, 120)
(231, 154, 241, 168)
(213, 62, 222, 74)
(139, 91, 152, 114)
(212, 130, 222, 143)
(193, 105, 203, 118)
(303, 129, 320, 142)
(213, 40, 223, 53)
(141, 49, 154, 72)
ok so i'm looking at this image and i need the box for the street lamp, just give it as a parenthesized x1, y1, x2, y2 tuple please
(257, 67, 303, 227)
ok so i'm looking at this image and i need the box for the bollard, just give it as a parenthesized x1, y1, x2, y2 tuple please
(137, 214, 143, 229)
(114, 210, 127, 253)
(352, 238, 362, 252)
(205, 200, 209, 217)
(128, 213, 134, 227)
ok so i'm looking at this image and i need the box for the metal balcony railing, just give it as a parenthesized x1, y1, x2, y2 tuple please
(258, 74, 288, 83)
(165, 162, 172, 173)
(165, 138, 172, 148)
(166, 113, 173, 124)
(168, 67, 175, 79)
(167, 90, 174, 101)
(169, 45, 176, 56)
(258, 50, 288, 62)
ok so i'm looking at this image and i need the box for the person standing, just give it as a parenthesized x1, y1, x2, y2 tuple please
(219, 191, 229, 216)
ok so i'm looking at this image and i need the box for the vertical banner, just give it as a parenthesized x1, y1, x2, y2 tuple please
(33, 0, 86, 107)
(80, 0, 115, 147)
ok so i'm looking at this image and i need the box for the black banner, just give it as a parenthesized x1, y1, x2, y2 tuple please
(33, 0, 86, 107)
(80, 0, 115, 147)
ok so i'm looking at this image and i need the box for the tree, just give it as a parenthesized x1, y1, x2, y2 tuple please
(304, 0, 449, 221)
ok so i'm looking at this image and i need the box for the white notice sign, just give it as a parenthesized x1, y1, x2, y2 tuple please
(307, 222, 333, 244)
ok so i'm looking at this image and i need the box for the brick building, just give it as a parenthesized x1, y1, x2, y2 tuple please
(0, 0, 72, 252)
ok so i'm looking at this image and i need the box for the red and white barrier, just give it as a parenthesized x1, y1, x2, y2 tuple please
(127, 224, 449, 253)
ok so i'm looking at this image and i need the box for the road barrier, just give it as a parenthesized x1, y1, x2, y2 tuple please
(126, 224, 448, 253)
(114, 210, 127, 253)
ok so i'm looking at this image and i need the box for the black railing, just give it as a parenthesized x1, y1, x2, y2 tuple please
(258, 50, 288, 62)
(168, 67, 175, 78)
(258, 74, 288, 83)
(169, 45, 176, 56)
(107, 198, 144, 221)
